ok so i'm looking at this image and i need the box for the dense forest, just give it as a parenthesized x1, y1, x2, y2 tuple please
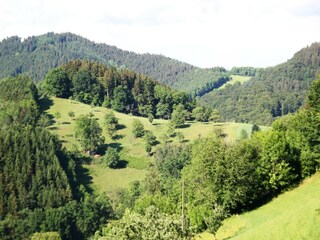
(201, 42, 320, 125)
(0, 32, 228, 94)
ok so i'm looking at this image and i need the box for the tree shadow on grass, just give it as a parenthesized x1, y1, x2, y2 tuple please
(116, 124, 126, 130)
(178, 123, 191, 129)
(97, 144, 108, 155)
(75, 164, 94, 195)
(108, 142, 123, 152)
(38, 97, 54, 112)
(112, 134, 125, 140)
(114, 160, 128, 169)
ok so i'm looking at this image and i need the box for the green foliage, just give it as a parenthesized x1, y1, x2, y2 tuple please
(148, 113, 154, 124)
(254, 131, 299, 192)
(307, 75, 320, 111)
(132, 119, 145, 138)
(72, 69, 101, 105)
(171, 104, 186, 128)
(111, 85, 128, 112)
(239, 129, 249, 139)
(0, 76, 114, 239)
(40, 59, 200, 120)
(182, 134, 263, 232)
(209, 109, 220, 123)
(176, 132, 185, 143)
(229, 67, 260, 76)
(42, 68, 71, 98)
(0, 125, 73, 217)
(144, 130, 157, 146)
(144, 130, 157, 155)
(31, 232, 62, 240)
(155, 144, 191, 179)
(0, 75, 38, 102)
(192, 106, 211, 122)
(0, 76, 39, 127)
(251, 124, 260, 133)
(101, 206, 188, 240)
(68, 111, 75, 120)
(101, 148, 120, 168)
(104, 111, 119, 138)
(74, 114, 105, 152)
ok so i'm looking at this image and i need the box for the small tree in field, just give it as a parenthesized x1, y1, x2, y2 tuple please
(54, 111, 61, 124)
(171, 104, 186, 128)
(75, 114, 104, 154)
(132, 119, 144, 138)
(176, 132, 185, 143)
(148, 113, 154, 124)
(251, 124, 260, 134)
(68, 111, 75, 120)
(101, 148, 120, 168)
(104, 111, 119, 138)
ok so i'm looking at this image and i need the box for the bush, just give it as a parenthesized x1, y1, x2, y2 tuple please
(101, 148, 120, 168)
(132, 119, 144, 138)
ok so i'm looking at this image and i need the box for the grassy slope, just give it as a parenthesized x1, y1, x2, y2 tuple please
(196, 173, 320, 240)
(218, 75, 251, 90)
(41, 97, 265, 193)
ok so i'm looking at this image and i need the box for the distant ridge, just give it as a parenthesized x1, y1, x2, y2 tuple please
(201, 42, 320, 125)
(0, 32, 227, 94)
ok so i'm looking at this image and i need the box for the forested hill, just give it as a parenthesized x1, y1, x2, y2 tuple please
(0, 32, 228, 94)
(201, 42, 320, 125)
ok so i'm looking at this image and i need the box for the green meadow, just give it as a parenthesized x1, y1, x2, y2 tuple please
(218, 75, 251, 90)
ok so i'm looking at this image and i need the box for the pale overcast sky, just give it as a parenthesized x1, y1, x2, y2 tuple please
(1, 0, 320, 69)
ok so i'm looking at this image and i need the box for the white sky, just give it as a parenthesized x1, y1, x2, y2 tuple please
(0, 0, 320, 69)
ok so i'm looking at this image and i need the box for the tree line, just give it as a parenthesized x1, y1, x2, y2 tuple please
(41, 60, 217, 120)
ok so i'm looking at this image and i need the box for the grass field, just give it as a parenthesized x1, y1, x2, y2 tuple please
(218, 75, 251, 90)
(195, 173, 320, 240)
(40, 97, 268, 193)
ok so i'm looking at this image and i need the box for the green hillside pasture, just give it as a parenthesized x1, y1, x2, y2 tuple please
(41, 97, 269, 193)
(83, 164, 147, 193)
(218, 75, 251, 90)
(224, 122, 270, 141)
(196, 173, 320, 240)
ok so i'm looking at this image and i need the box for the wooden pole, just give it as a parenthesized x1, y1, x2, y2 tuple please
(181, 179, 185, 233)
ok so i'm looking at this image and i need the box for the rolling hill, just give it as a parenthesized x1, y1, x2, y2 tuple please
(0, 32, 228, 94)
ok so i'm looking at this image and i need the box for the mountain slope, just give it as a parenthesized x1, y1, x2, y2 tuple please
(0, 32, 228, 94)
(212, 172, 320, 240)
(200, 42, 320, 125)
